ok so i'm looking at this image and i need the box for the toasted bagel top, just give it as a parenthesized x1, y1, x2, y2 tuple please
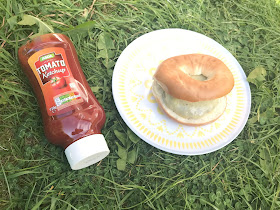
(153, 54, 234, 102)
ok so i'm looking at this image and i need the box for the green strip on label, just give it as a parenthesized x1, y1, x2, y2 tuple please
(40, 53, 55, 62)
(59, 94, 71, 100)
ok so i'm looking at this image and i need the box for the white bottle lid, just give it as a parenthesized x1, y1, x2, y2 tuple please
(65, 134, 110, 170)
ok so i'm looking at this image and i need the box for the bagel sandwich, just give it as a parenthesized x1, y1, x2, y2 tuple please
(152, 54, 234, 126)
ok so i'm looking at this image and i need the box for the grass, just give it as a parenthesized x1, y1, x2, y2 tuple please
(1, 0, 280, 209)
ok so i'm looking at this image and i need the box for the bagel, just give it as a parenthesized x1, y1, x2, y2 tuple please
(152, 54, 234, 126)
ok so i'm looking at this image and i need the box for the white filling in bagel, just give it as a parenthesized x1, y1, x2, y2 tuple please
(152, 81, 227, 125)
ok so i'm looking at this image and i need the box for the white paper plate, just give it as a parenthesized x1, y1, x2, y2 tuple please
(112, 29, 251, 155)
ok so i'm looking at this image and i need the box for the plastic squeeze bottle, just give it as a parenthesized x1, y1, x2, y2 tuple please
(18, 33, 110, 170)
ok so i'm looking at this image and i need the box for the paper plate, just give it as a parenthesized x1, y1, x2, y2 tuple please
(112, 29, 251, 155)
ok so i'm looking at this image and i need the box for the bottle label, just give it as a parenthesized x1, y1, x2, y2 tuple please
(28, 47, 84, 116)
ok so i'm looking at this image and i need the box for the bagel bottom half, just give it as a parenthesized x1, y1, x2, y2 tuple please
(152, 81, 227, 126)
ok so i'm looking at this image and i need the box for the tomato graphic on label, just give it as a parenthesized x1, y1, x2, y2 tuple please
(51, 76, 67, 89)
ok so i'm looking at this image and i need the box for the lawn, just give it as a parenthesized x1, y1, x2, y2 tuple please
(1, 0, 280, 209)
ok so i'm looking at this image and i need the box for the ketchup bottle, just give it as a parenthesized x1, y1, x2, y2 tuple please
(18, 33, 110, 170)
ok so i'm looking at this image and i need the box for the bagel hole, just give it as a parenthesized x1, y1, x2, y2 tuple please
(190, 74, 207, 81)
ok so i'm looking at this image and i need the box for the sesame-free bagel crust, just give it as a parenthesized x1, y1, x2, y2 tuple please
(153, 54, 234, 102)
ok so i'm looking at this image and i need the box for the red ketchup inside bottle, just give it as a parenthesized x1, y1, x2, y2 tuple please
(18, 33, 110, 170)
